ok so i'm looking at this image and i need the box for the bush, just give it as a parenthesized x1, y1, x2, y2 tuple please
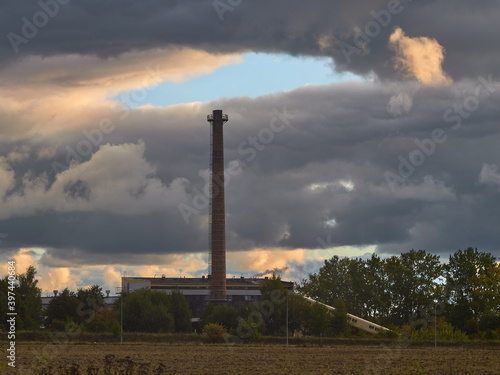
(111, 321, 121, 340)
(479, 311, 500, 332)
(200, 303, 239, 331)
(203, 323, 227, 343)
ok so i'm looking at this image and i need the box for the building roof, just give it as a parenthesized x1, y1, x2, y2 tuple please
(122, 276, 294, 288)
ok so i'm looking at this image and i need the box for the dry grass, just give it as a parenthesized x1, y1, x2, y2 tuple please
(8, 342, 500, 374)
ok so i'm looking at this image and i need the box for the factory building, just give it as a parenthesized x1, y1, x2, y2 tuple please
(122, 276, 294, 318)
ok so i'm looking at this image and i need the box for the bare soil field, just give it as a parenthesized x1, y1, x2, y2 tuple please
(8, 342, 500, 374)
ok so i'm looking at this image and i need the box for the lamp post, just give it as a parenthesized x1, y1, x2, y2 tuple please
(121, 287, 123, 344)
(286, 294, 289, 347)
(434, 302, 437, 350)
(116, 271, 126, 344)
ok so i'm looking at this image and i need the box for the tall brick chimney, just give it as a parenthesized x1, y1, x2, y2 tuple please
(207, 109, 228, 301)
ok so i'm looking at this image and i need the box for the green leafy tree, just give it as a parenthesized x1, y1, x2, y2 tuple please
(168, 290, 192, 332)
(76, 285, 105, 327)
(0, 278, 13, 330)
(121, 288, 174, 333)
(445, 248, 500, 329)
(298, 250, 445, 327)
(479, 311, 500, 332)
(85, 307, 115, 332)
(298, 256, 356, 313)
(307, 302, 331, 336)
(259, 274, 288, 335)
(385, 250, 443, 326)
(201, 302, 238, 331)
(330, 298, 348, 335)
(45, 288, 81, 329)
(16, 266, 42, 329)
(288, 294, 311, 336)
(365, 254, 391, 322)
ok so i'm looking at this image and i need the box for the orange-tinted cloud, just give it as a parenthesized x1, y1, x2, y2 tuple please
(0, 48, 243, 140)
(389, 27, 451, 85)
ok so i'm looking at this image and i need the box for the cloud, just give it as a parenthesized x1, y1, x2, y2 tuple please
(387, 91, 413, 116)
(0, 48, 242, 140)
(1, 1, 500, 82)
(479, 164, 500, 186)
(383, 176, 456, 201)
(228, 248, 306, 275)
(388, 27, 451, 85)
(0, 79, 499, 265)
(0, 158, 15, 198)
(0, 141, 190, 219)
(7, 145, 31, 162)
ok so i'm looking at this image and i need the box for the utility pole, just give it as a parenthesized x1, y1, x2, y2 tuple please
(286, 294, 289, 347)
(434, 303, 437, 350)
(121, 287, 123, 344)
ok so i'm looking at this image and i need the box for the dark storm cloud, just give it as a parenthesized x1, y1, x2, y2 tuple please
(1, 0, 499, 80)
(1, 79, 499, 263)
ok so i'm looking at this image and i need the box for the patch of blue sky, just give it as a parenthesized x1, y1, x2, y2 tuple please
(114, 52, 365, 108)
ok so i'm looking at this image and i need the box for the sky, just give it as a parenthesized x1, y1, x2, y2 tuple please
(0, 0, 499, 295)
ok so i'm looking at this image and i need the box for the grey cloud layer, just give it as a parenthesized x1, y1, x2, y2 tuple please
(2, 0, 500, 80)
(1, 80, 499, 263)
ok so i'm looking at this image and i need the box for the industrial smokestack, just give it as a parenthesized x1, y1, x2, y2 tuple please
(207, 109, 228, 301)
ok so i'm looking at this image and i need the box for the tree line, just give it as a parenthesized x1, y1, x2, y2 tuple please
(2, 247, 499, 339)
(298, 247, 500, 334)
(0, 267, 192, 334)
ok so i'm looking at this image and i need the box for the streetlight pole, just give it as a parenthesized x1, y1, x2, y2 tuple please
(434, 303, 437, 350)
(121, 286, 123, 345)
(286, 294, 289, 347)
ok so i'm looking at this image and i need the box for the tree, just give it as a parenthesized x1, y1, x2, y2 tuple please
(16, 266, 42, 329)
(76, 285, 105, 327)
(0, 278, 12, 330)
(201, 303, 238, 331)
(298, 250, 446, 327)
(298, 256, 356, 314)
(479, 311, 500, 332)
(330, 298, 348, 335)
(122, 288, 174, 333)
(365, 254, 391, 322)
(259, 274, 288, 335)
(167, 291, 192, 332)
(307, 302, 331, 336)
(0, 276, 28, 330)
(385, 250, 443, 327)
(85, 307, 115, 332)
(288, 294, 311, 336)
(45, 288, 81, 329)
(445, 248, 500, 330)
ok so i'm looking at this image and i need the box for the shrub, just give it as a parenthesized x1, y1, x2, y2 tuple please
(479, 311, 500, 332)
(111, 321, 121, 340)
(204, 323, 227, 343)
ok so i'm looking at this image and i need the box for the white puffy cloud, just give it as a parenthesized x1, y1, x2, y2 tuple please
(0, 141, 190, 219)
